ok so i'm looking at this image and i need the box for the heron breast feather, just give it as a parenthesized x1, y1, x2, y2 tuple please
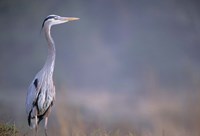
(37, 90, 53, 115)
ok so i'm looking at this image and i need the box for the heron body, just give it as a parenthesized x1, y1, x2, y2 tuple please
(25, 15, 79, 135)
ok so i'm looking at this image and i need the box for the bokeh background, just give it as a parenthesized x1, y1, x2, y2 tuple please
(0, 0, 200, 135)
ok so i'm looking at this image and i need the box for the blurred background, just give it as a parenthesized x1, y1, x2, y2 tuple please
(0, 0, 200, 135)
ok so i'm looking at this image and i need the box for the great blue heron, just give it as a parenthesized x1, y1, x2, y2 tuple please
(26, 15, 79, 136)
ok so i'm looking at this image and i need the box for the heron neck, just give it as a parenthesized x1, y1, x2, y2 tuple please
(43, 25, 56, 75)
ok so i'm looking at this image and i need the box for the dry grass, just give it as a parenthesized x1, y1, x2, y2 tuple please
(52, 91, 139, 136)
(0, 123, 18, 136)
(1, 89, 200, 136)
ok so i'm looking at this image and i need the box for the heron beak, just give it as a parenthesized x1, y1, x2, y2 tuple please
(63, 17, 80, 22)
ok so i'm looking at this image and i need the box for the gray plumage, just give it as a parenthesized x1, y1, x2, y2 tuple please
(25, 14, 79, 136)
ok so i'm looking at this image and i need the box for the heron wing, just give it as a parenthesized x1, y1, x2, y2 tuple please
(26, 76, 43, 115)
(26, 73, 55, 115)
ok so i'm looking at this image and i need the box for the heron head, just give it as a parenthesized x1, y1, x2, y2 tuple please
(42, 14, 79, 29)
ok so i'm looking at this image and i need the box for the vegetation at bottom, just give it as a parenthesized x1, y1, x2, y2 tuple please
(0, 123, 18, 136)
